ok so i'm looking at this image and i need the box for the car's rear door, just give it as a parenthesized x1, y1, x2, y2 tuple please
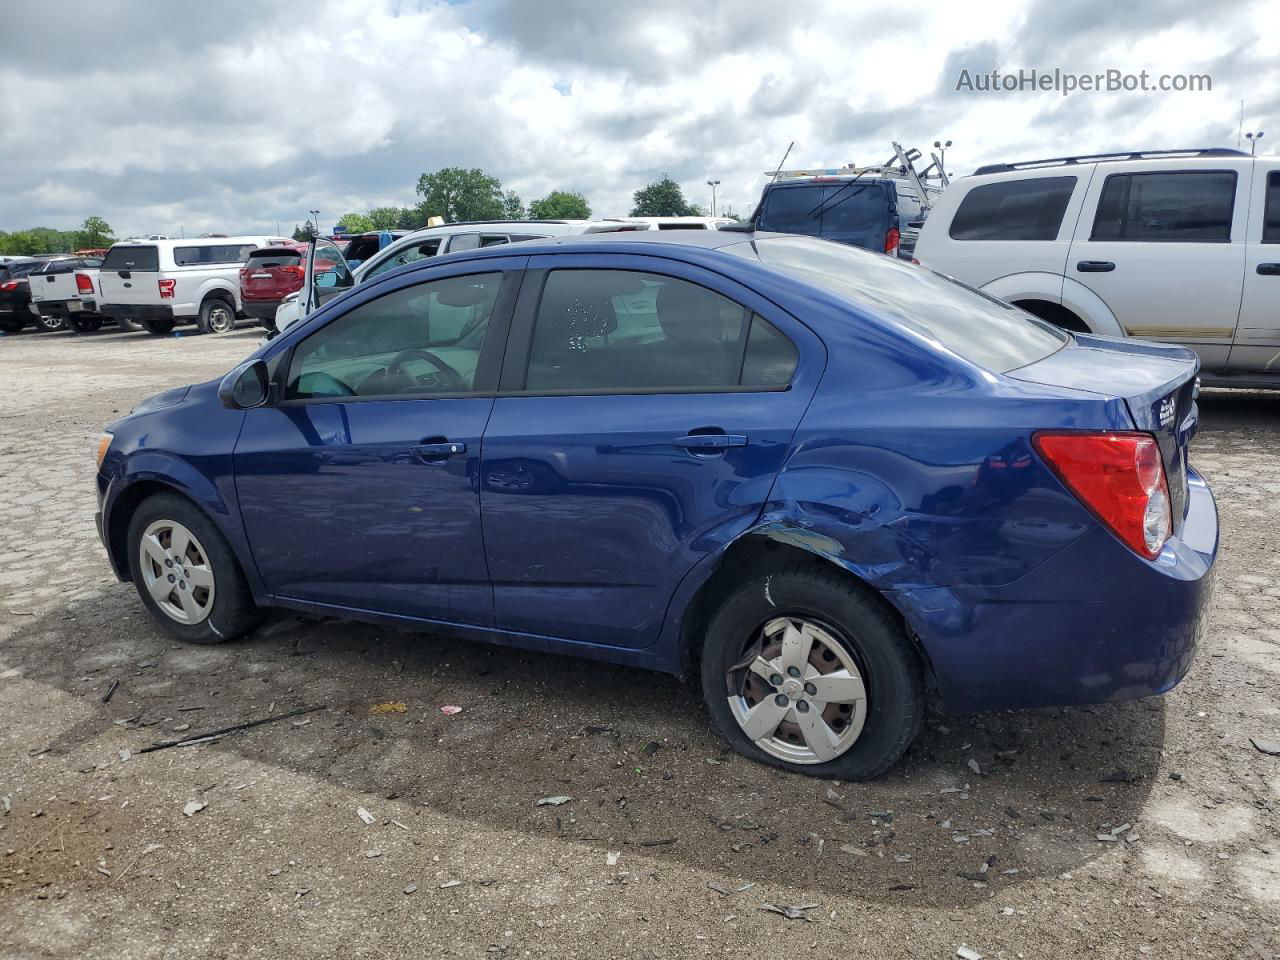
(234, 257, 526, 626)
(1066, 160, 1250, 370)
(478, 253, 824, 650)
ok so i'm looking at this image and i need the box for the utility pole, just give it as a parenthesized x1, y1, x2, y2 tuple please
(706, 179, 720, 217)
(933, 139, 953, 178)
(1246, 131, 1265, 155)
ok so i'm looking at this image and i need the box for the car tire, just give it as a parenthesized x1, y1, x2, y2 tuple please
(140, 317, 175, 336)
(33, 312, 67, 333)
(699, 562, 923, 781)
(118, 317, 144, 332)
(126, 492, 262, 644)
(0, 317, 25, 333)
(197, 297, 236, 335)
(69, 315, 104, 333)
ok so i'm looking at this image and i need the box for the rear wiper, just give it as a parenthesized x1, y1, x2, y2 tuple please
(806, 171, 870, 221)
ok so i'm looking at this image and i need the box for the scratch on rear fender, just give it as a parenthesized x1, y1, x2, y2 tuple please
(764, 575, 775, 607)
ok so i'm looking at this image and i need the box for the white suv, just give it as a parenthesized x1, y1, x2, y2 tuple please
(913, 148, 1280, 386)
(97, 236, 291, 335)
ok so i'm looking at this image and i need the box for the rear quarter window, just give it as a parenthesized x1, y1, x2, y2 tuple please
(101, 246, 159, 271)
(734, 235, 1067, 374)
(173, 245, 256, 266)
(949, 176, 1077, 241)
(1091, 171, 1236, 242)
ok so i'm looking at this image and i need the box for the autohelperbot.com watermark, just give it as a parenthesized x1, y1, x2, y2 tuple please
(955, 68, 1212, 96)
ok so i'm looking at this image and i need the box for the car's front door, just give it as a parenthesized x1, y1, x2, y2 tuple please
(300, 237, 355, 319)
(478, 254, 824, 650)
(234, 258, 525, 625)
(1066, 162, 1250, 371)
(1228, 167, 1280, 372)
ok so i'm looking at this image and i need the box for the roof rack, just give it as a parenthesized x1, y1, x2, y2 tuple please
(974, 148, 1248, 176)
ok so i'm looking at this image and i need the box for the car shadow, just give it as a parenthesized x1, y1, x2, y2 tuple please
(2, 587, 1164, 907)
(1197, 389, 1280, 434)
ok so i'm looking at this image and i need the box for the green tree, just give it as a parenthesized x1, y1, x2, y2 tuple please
(292, 220, 316, 242)
(415, 167, 505, 222)
(529, 190, 591, 219)
(338, 212, 375, 233)
(395, 207, 424, 230)
(367, 207, 402, 231)
(75, 216, 113, 249)
(630, 177, 699, 217)
(501, 190, 526, 220)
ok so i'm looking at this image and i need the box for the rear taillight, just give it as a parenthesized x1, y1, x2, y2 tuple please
(1033, 431, 1171, 559)
(158, 278, 176, 299)
(0, 280, 17, 292)
(884, 227, 900, 256)
(239, 268, 249, 280)
(75, 273, 94, 294)
(910, 257, 922, 266)
(286, 265, 306, 279)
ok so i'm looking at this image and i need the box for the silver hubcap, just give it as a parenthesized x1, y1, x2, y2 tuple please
(208, 305, 234, 333)
(138, 519, 216, 624)
(727, 617, 867, 765)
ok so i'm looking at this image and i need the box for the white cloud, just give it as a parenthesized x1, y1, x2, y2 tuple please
(0, 0, 1274, 237)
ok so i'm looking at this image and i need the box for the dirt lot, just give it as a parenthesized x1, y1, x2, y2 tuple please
(1, 322, 1279, 959)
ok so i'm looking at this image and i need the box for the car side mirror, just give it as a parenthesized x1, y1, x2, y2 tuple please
(219, 359, 271, 409)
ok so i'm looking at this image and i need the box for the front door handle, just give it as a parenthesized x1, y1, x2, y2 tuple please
(411, 441, 466, 463)
(673, 433, 748, 451)
(1076, 260, 1116, 273)
(1258, 262, 1280, 276)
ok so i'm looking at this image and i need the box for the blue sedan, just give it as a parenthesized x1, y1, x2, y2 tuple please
(94, 231, 1217, 779)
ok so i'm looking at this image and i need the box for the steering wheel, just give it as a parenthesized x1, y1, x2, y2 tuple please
(384, 348, 468, 392)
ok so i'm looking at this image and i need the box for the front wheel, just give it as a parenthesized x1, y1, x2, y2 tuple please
(700, 563, 923, 780)
(197, 298, 236, 334)
(125, 493, 262, 643)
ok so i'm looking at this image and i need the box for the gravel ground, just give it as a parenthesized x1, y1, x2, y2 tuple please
(1, 322, 1278, 959)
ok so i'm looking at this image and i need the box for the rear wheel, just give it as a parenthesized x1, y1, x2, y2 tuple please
(140, 317, 175, 336)
(197, 297, 236, 335)
(68, 315, 103, 333)
(0, 317, 24, 333)
(126, 493, 261, 644)
(700, 563, 923, 780)
(33, 312, 67, 333)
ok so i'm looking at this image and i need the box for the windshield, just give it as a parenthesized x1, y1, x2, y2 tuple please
(728, 235, 1067, 373)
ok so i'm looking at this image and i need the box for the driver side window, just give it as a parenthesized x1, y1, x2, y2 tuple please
(287, 272, 504, 400)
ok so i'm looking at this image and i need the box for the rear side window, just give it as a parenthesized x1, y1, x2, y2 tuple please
(949, 176, 1077, 241)
(173, 244, 255, 266)
(524, 270, 796, 393)
(734, 235, 1067, 374)
(1091, 171, 1236, 242)
(343, 236, 382, 264)
(102, 246, 159, 271)
(760, 186, 824, 237)
(1263, 172, 1280, 244)
(245, 249, 302, 270)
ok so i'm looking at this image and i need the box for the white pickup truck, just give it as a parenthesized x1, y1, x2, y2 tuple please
(29, 255, 105, 332)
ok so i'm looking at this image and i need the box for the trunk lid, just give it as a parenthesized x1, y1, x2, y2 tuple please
(241, 248, 305, 302)
(30, 263, 82, 304)
(1008, 333, 1199, 531)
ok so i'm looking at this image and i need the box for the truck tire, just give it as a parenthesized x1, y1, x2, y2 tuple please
(69, 315, 104, 333)
(141, 317, 176, 336)
(197, 297, 236, 335)
(34, 312, 67, 333)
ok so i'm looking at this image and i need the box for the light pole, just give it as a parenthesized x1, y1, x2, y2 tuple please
(1246, 132, 1265, 156)
(933, 139, 952, 177)
(706, 180, 720, 217)
(309, 209, 320, 238)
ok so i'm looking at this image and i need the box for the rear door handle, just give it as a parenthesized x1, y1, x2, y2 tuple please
(673, 433, 748, 450)
(411, 441, 466, 463)
(1257, 262, 1280, 276)
(1076, 260, 1116, 273)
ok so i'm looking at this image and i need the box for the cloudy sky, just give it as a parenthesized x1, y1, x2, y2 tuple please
(1, 0, 1276, 237)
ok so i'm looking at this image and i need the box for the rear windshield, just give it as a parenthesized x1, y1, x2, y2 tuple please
(173, 244, 256, 266)
(343, 236, 382, 263)
(102, 246, 160, 272)
(245, 249, 302, 269)
(730, 235, 1067, 373)
(760, 181, 891, 239)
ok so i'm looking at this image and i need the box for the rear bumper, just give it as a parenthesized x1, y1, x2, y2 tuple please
(36, 299, 96, 316)
(895, 468, 1218, 714)
(100, 304, 173, 321)
(241, 300, 282, 321)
